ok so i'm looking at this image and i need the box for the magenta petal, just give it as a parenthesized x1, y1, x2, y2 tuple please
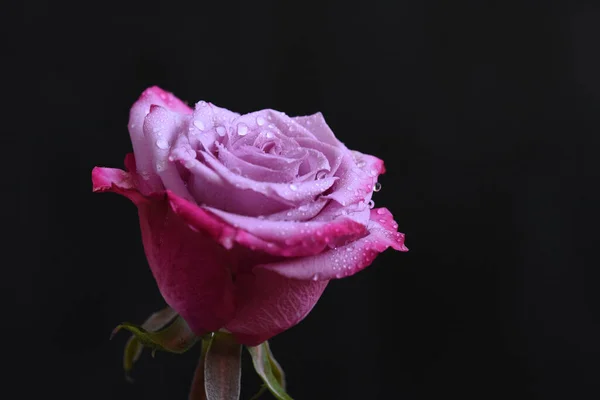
(138, 199, 236, 335)
(225, 269, 328, 346)
(91, 166, 145, 204)
(204, 206, 369, 257)
(258, 208, 407, 281)
(91, 166, 236, 336)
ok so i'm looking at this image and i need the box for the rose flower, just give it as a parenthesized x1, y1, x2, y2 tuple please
(93, 87, 407, 346)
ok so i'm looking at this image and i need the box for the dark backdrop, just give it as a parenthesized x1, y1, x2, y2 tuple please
(5, 1, 600, 399)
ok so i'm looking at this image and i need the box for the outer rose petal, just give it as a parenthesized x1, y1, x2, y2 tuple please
(92, 164, 236, 335)
(225, 269, 328, 346)
(128, 86, 192, 194)
(168, 192, 368, 258)
(258, 208, 407, 281)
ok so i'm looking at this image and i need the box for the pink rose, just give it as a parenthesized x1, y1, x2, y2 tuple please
(92, 87, 407, 346)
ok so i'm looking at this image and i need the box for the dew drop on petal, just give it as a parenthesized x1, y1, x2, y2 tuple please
(193, 120, 205, 131)
(237, 123, 248, 136)
(156, 161, 166, 172)
(356, 160, 366, 168)
(256, 116, 266, 126)
(289, 183, 298, 191)
(368, 200, 375, 209)
(376, 208, 385, 215)
(156, 139, 169, 149)
(216, 126, 226, 136)
(373, 182, 382, 192)
(370, 169, 378, 177)
(312, 274, 320, 281)
(315, 170, 327, 180)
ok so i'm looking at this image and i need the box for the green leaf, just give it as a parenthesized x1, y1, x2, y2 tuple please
(247, 342, 293, 400)
(112, 312, 198, 357)
(119, 307, 180, 380)
(203, 332, 242, 400)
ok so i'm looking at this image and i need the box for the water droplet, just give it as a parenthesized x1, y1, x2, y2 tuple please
(289, 183, 298, 191)
(237, 123, 248, 136)
(264, 131, 274, 138)
(193, 120, 205, 130)
(373, 182, 382, 192)
(312, 274, 320, 281)
(156, 161, 166, 172)
(346, 246, 353, 252)
(376, 209, 385, 215)
(197, 100, 207, 107)
(315, 170, 327, 180)
(392, 222, 398, 229)
(216, 126, 226, 136)
(286, 211, 293, 217)
(306, 119, 312, 125)
(368, 200, 375, 209)
(356, 160, 366, 168)
(156, 139, 169, 149)
(256, 116, 266, 126)
(230, 167, 242, 175)
(379, 219, 386, 223)
(370, 169, 378, 177)
(299, 204, 309, 211)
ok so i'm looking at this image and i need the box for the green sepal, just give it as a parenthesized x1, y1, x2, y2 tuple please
(119, 307, 180, 381)
(247, 341, 292, 400)
(202, 332, 242, 400)
(111, 307, 198, 380)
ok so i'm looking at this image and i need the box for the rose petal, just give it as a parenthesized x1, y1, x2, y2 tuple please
(258, 208, 407, 281)
(200, 150, 338, 205)
(234, 145, 306, 173)
(216, 144, 297, 183)
(225, 269, 328, 346)
(138, 200, 236, 335)
(91, 166, 145, 204)
(143, 105, 195, 202)
(128, 87, 192, 194)
(91, 164, 236, 335)
(266, 198, 329, 222)
(323, 152, 384, 207)
(203, 206, 369, 257)
(292, 112, 343, 147)
(184, 157, 295, 216)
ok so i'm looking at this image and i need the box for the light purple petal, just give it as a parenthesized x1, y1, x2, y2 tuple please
(128, 87, 192, 194)
(258, 208, 407, 281)
(292, 112, 344, 148)
(142, 105, 194, 202)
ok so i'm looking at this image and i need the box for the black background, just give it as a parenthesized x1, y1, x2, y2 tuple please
(5, 1, 600, 399)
